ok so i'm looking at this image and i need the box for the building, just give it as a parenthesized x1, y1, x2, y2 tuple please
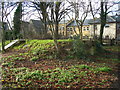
(0, 21, 9, 31)
(59, 16, 120, 40)
(90, 15, 120, 40)
(21, 19, 45, 39)
(58, 19, 92, 39)
(21, 15, 120, 40)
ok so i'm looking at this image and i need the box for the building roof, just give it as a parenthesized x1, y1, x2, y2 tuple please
(66, 19, 93, 27)
(66, 20, 78, 27)
(84, 19, 93, 25)
(111, 15, 120, 22)
(30, 19, 44, 32)
(59, 20, 68, 24)
(90, 15, 120, 24)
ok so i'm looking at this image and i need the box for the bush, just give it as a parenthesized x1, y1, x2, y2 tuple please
(5, 30, 13, 40)
(72, 39, 87, 59)
(93, 40, 105, 54)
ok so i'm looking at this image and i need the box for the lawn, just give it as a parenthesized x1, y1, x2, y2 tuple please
(1, 39, 120, 88)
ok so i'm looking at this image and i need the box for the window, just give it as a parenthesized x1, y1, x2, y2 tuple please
(70, 28, 72, 31)
(87, 27, 89, 30)
(67, 27, 69, 31)
(67, 27, 72, 31)
(84, 27, 86, 31)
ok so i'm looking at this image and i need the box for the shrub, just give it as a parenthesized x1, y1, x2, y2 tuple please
(93, 40, 105, 54)
(72, 39, 87, 59)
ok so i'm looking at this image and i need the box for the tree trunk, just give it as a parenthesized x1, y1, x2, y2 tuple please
(99, 1, 107, 45)
(43, 17, 47, 38)
(53, 32, 60, 59)
(1, 2, 5, 53)
(99, 24, 104, 45)
(80, 25, 83, 40)
(93, 18, 96, 40)
(55, 22, 59, 39)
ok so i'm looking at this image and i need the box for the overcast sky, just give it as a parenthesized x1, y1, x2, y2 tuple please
(0, 0, 119, 27)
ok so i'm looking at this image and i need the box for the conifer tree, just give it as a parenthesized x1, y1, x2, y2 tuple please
(13, 2, 22, 39)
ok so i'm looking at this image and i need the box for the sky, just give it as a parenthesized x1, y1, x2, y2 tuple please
(0, 0, 119, 27)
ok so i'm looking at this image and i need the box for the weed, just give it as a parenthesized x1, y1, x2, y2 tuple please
(12, 57, 25, 61)
(2, 62, 14, 67)
(74, 64, 90, 69)
(10, 67, 29, 73)
(96, 67, 112, 72)
(16, 70, 43, 82)
(30, 56, 39, 61)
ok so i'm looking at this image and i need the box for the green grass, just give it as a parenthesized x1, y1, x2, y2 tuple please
(96, 67, 112, 72)
(2, 64, 112, 88)
(2, 39, 118, 88)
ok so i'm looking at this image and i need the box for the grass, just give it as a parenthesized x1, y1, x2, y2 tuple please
(2, 63, 113, 88)
(1, 39, 120, 88)
(96, 67, 112, 72)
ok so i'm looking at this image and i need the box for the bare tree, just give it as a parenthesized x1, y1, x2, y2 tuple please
(47, 1, 70, 58)
(31, 1, 50, 38)
(99, 0, 115, 44)
(89, 1, 100, 40)
(68, 0, 90, 40)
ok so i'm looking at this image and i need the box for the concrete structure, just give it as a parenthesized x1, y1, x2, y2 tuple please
(0, 22, 8, 31)
(89, 16, 119, 39)
(57, 16, 120, 40)
(57, 19, 92, 39)
(22, 15, 120, 40)
(21, 20, 45, 39)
